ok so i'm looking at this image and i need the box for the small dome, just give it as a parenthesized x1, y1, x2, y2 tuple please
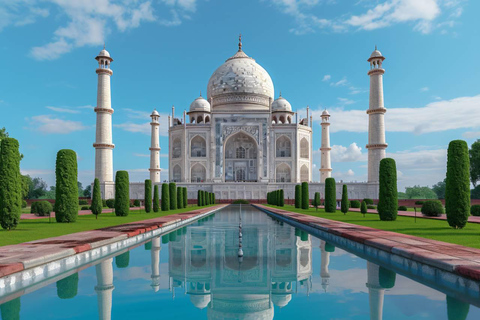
(272, 294, 292, 308)
(151, 109, 159, 116)
(190, 294, 211, 309)
(189, 96, 211, 112)
(321, 109, 330, 116)
(368, 47, 385, 62)
(98, 49, 110, 58)
(272, 96, 292, 112)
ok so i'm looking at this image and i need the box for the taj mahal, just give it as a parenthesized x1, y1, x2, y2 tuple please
(92, 37, 388, 201)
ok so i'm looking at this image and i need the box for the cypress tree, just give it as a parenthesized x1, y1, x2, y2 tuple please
(56, 273, 79, 299)
(212, 192, 215, 204)
(161, 183, 169, 211)
(55, 149, 78, 222)
(169, 183, 177, 210)
(205, 191, 210, 205)
(295, 185, 302, 208)
(325, 178, 336, 213)
(210, 192, 214, 205)
(301, 182, 309, 210)
(153, 185, 160, 212)
(279, 189, 284, 207)
(446, 140, 471, 229)
(183, 187, 188, 208)
(0, 297, 20, 320)
(361, 200, 368, 217)
(177, 186, 184, 209)
(144, 180, 152, 213)
(446, 296, 470, 320)
(0, 138, 22, 230)
(203, 190, 207, 206)
(314, 192, 320, 211)
(341, 184, 349, 215)
(115, 251, 130, 268)
(378, 158, 398, 221)
(114, 171, 130, 217)
(91, 178, 102, 219)
(197, 190, 202, 206)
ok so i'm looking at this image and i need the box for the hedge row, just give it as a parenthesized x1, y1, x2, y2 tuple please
(197, 190, 214, 207)
(267, 190, 284, 207)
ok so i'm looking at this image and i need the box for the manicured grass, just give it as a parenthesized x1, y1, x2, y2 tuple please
(0, 205, 216, 247)
(266, 205, 480, 249)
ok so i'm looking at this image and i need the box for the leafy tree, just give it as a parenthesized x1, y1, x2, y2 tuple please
(169, 183, 177, 210)
(378, 158, 398, 221)
(295, 185, 301, 208)
(21, 175, 30, 199)
(91, 178, 102, 219)
(432, 178, 446, 199)
(83, 185, 92, 198)
(446, 140, 470, 229)
(469, 139, 480, 188)
(55, 149, 78, 223)
(77, 181, 84, 198)
(0, 138, 22, 230)
(183, 187, 188, 207)
(177, 186, 184, 209)
(341, 184, 349, 214)
(471, 185, 480, 199)
(28, 177, 48, 199)
(313, 192, 320, 211)
(404, 185, 437, 199)
(56, 273, 79, 299)
(397, 191, 408, 199)
(301, 182, 309, 210)
(153, 185, 160, 212)
(161, 183, 169, 211)
(144, 180, 152, 213)
(325, 178, 336, 213)
(114, 171, 129, 217)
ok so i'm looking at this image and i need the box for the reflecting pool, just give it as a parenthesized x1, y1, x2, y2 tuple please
(1, 205, 480, 319)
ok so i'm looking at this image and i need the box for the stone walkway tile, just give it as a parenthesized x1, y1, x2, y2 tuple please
(364, 238, 400, 252)
(455, 264, 480, 280)
(0, 263, 23, 277)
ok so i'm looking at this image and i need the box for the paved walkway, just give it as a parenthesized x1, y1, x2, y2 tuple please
(254, 204, 480, 282)
(21, 207, 145, 220)
(0, 204, 227, 278)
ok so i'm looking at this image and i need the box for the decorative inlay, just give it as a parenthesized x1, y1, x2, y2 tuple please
(366, 108, 387, 115)
(222, 125, 259, 143)
(149, 147, 161, 151)
(94, 107, 114, 114)
(93, 143, 115, 149)
(366, 143, 388, 149)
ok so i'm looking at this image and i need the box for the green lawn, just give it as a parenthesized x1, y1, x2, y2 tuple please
(265, 205, 480, 249)
(0, 205, 216, 247)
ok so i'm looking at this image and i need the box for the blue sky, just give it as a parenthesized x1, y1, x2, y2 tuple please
(0, 0, 479, 191)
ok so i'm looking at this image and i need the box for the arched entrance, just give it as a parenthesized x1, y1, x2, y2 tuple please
(224, 131, 258, 182)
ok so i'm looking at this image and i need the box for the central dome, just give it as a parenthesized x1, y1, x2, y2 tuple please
(207, 45, 274, 108)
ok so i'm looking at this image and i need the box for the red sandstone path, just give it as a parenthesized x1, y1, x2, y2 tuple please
(20, 207, 145, 220)
(254, 204, 480, 282)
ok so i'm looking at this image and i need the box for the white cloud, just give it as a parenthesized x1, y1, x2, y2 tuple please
(420, 86, 429, 92)
(331, 143, 364, 162)
(115, 122, 151, 135)
(28, 115, 87, 134)
(46, 106, 81, 114)
(133, 153, 150, 157)
(117, 108, 170, 135)
(322, 74, 331, 81)
(330, 78, 348, 87)
(462, 131, 480, 139)
(311, 95, 480, 135)
(337, 97, 355, 105)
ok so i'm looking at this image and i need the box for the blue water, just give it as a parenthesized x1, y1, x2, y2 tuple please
(1, 205, 480, 319)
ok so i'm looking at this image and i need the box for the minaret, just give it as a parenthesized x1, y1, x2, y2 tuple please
(93, 46, 115, 190)
(320, 110, 332, 183)
(151, 237, 161, 292)
(320, 240, 331, 292)
(95, 258, 115, 320)
(149, 110, 161, 184)
(366, 46, 387, 183)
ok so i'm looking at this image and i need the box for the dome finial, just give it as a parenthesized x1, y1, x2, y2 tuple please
(375, 44, 377, 50)
(279, 91, 282, 97)
(103, 42, 105, 50)
(199, 90, 202, 97)
(238, 33, 242, 51)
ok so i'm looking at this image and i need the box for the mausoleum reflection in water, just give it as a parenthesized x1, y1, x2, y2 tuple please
(1, 205, 480, 320)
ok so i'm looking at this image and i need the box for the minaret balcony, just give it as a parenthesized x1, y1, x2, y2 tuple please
(320, 147, 331, 151)
(367, 68, 385, 76)
(94, 107, 114, 114)
(366, 143, 388, 150)
(93, 143, 115, 149)
(149, 147, 161, 151)
(366, 108, 387, 115)
(96, 68, 113, 76)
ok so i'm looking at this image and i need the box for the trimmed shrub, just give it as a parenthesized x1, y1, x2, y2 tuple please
(55, 149, 78, 223)
(446, 296, 470, 320)
(212, 192, 215, 204)
(367, 205, 376, 210)
(21, 200, 27, 208)
(363, 198, 374, 205)
(233, 199, 249, 204)
(161, 183, 169, 211)
(301, 182, 309, 210)
(279, 189, 284, 207)
(144, 180, 152, 213)
(398, 205, 408, 211)
(115, 251, 130, 268)
(313, 192, 320, 211)
(133, 199, 141, 207)
(177, 187, 184, 209)
(325, 178, 336, 213)
(205, 191, 210, 206)
(114, 171, 130, 216)
(102, 199, 107, 207)
(361, 201, 368, 215)
(91, 178, 102, 219)
(341, 184, 349, 214)
(324, 243, 335, 253)
(36, 201, 53, 216)
(153, 185, 160, 212)
(169, 183, 177, 210)
(79, 199, 88, 205)
(197, 190, 202, 206)
(471, 204, 480, 216)
(81, 206, 89, 210)
(378, 267, 396, 289)
(210, 192, 214, 205)
(446, 140, 470, 229)
(415, 200, 425, 205)
(378, 158, 398, 221)
(203, 190, 207, 206)
(183, 187, 188, 208)
(56, 273, 79, 299)
(144, 241, 152, 250)
(0, 297, 20, 320)
(421, 200, 444, 217)
(350, 200, 361, 208)
(106, 199, 115, 209)
(31, 202, 39, 213)
(295, 185, 302, 208)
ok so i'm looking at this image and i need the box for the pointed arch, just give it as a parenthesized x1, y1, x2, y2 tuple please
(191, 135, 206, 157)
(191, 163, 206, 183)
(224, 131, 258, 182)
(173, 165, 182, 182)
(172, 138, 181, 158)
(300, 138, 309, 159)
(300, 165, 309, 182)
(276, 135, 291, 157)
(276, 163, 291, 182)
